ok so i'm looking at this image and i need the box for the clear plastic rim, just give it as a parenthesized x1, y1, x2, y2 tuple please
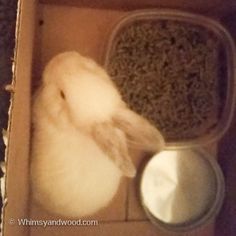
(139, 148, 225, 233)
(104, 9, 236, 149)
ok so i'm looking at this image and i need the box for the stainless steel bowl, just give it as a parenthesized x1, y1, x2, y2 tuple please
(140, 148, 225, 233)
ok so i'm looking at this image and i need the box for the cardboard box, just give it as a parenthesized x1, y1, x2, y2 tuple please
(2, 0, 236, 235)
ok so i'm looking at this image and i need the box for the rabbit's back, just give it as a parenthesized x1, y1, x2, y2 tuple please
(31, 110, 122, 217)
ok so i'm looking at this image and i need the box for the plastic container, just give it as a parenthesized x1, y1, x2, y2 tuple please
(104, 9, 236, 148)
(140, 149, 225, 233)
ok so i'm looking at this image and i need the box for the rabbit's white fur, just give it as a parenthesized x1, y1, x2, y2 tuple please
(31, 51, 165, 217)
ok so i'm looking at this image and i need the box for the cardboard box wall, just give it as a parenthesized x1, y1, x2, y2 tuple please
(3, 0, 236, 235)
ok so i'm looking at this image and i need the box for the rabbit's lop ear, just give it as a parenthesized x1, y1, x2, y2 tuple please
(91, 122, 136, 178)
(113, 108, 165, 154)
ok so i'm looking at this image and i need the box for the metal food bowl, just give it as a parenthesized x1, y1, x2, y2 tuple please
(140, 149, 225, 233)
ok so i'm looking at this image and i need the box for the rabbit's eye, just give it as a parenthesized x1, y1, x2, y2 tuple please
(60, 90, 66, 100)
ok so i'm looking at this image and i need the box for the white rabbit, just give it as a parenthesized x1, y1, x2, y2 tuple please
(30, 51, 165, 218)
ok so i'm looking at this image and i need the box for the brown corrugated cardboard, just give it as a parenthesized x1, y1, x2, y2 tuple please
(2, 0, 236, 235)
(3, 0, 36, 236)
(39, 0, 223, 12)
